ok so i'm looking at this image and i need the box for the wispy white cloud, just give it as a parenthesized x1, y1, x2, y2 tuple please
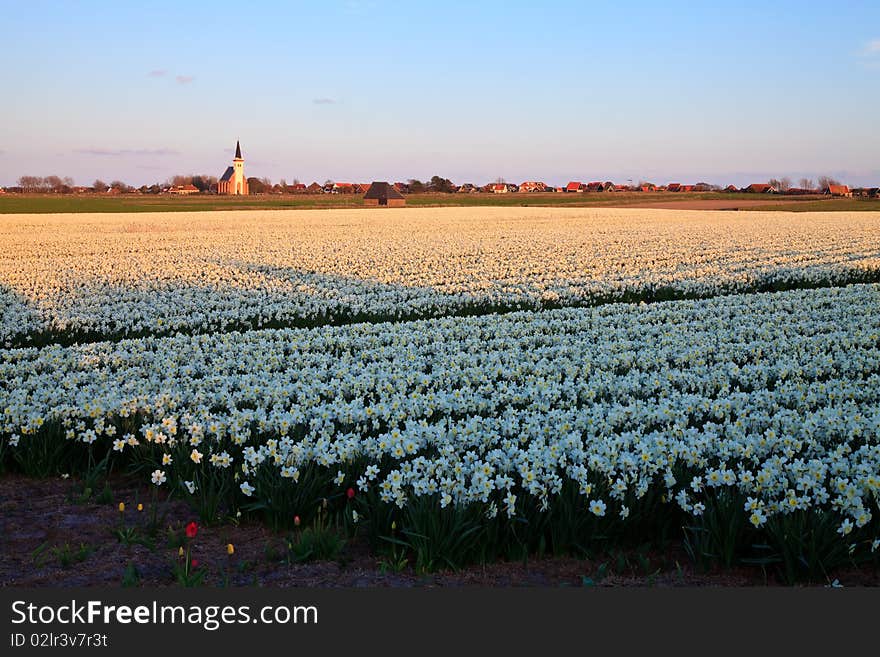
(175, 75, 195, 84)
(74, 148, 180, 157)
(863, 39, 880, 55)
(147, 69, 167, 77)
(313, 97, 337, 105)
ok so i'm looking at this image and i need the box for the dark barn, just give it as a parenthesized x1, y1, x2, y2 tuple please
(363, 181, 406, 207)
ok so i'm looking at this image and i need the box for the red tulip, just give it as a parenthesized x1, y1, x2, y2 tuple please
(294, 515, 301, 527)
(346, 487, 355, 500)
(190, 558, 199, 569)
(185, 521, 198, 538)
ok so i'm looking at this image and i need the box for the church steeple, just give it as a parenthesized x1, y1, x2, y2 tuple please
(234, 140, 242, 160)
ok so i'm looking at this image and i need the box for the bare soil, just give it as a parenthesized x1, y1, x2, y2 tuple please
(1, 474, 876, 588)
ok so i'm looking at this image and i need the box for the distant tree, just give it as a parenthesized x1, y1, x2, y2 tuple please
(817, 175, 841, 190)
(428, 175, 455, 193)
(247, 177, 269, 194)
(44, 175, 65, 193)
(278, 178, 287, 189)
(168, 174, 192, 188)
(109, 180, 130, 193)
(148, 184, 161, 194)
(93, 179, 108, 193)
(798, 178, 814, 191)
(494, 176, 506, 184)
(768, 177, 792, 192)
(18, 176, 44, 192)
(407, 179, 425, 193)
(191, 175, 217, 192)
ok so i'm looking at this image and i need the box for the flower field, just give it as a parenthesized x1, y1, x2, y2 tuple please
(2, 208, 879, 347)
(2, 208, 879, 582)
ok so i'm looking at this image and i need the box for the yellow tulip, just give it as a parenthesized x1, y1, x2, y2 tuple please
(227, 543, 235, 555)
(118, 502, 125, 512)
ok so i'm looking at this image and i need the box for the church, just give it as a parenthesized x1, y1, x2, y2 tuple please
(217, 141, 248, 195)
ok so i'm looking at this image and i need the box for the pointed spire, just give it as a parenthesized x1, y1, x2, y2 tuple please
(234, 140, 242, 159)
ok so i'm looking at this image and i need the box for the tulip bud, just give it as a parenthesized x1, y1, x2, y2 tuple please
(227, 543, 235, 555)
(118, 502, 125, 513)
(294, 515, 301, 527)
(137, 503, 143, 512)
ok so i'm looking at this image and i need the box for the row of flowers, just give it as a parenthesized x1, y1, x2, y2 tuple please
(2, 284, 878, 558)
(2, 209, 879, 345)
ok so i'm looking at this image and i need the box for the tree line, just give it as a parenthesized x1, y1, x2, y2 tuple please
(766, 177, 841, 192)
(8, 173, 848, 194)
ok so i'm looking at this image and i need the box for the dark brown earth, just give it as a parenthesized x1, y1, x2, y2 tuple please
(1, 474, 876, 588)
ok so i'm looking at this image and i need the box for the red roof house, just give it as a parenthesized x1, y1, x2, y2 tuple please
(824, 184, 852, 197)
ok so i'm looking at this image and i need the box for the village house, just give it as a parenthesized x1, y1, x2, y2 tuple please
(744, 183, 774, 193)
(565, 181, 586, 192)
(519, 181, 547, 193)
(168, 184, 200, 195)
(217, 141, 248, 195)
(490, 183, 509, 194)
(824, 184, 852, 197)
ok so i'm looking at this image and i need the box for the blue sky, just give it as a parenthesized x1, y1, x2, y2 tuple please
(2, 0, 879, 187)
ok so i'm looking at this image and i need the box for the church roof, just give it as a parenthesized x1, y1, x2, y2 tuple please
(364, 181, 405, 200)
(234, 140, 242, 159)
(219, 166, 235, 182)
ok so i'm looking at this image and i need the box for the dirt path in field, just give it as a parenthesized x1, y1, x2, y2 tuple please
(0, 474, 875, 588)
